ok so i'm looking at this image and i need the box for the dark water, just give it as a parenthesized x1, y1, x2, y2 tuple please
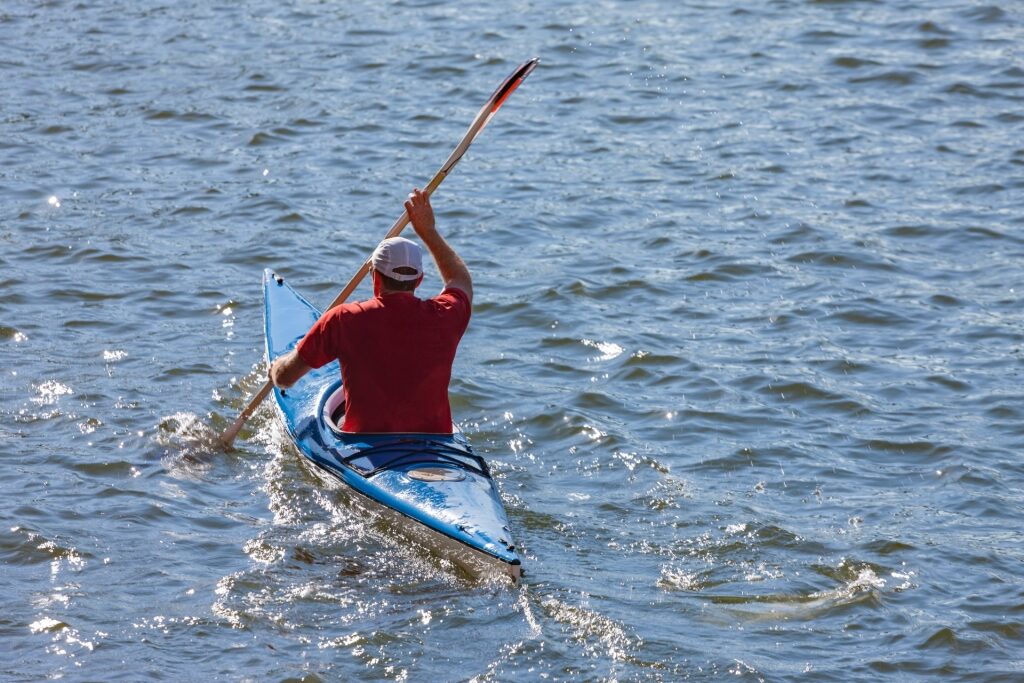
(2, 0, 1023, 680)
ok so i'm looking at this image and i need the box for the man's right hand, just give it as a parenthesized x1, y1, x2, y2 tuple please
(405, 188, 436, 238)
(269, 349, 311, 390)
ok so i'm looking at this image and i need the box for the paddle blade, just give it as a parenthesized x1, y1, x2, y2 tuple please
(480, 57, 539, 133)
(436, 58, 539, 179)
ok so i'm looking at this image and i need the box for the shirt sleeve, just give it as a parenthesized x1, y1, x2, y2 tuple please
(295, 309, 341, 369)
(435, 286, 472, 329)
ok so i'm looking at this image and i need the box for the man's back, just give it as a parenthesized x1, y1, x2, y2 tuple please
(297, 287, 471, 433)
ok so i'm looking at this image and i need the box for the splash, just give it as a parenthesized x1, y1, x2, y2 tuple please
(156, 411, 227, 475)
(102, 349, 128, 362)
(659, 566, 701, 591)
(31, 380, 73, 405)
(29, 617, 66, 633)
(581, 338, 625, 361)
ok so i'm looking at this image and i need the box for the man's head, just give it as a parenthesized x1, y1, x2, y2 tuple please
(371, 236, 423, 293)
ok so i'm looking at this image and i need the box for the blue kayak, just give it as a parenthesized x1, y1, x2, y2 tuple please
(262, 269, 522, 581)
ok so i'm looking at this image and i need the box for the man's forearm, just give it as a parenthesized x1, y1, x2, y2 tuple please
(420, 228, 472, 296)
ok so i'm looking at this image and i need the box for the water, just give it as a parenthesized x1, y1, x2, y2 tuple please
(2, 0, 1023, 680)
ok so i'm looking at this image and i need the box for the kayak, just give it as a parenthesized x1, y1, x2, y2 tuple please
(262, 269, 522, 582)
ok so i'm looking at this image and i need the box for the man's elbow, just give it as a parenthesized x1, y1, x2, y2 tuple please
(447, 277, 473, 302)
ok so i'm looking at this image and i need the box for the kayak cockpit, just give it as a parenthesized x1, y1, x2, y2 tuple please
(322, 382, 347, 434)
(317, 381, 491, 480)
(338, 437, 491, 479)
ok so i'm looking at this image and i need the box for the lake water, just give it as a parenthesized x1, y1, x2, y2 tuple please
(2, 0, 1023, 680)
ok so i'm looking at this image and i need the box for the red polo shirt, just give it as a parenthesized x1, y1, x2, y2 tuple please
(296, 287, 470, 433)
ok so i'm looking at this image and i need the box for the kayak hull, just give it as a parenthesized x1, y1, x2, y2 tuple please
(262, 269, 521, 582)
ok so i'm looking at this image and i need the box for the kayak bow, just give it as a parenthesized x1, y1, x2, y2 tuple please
(263, 269, 522, 582)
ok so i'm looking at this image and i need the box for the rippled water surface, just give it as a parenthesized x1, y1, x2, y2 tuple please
(2, 0, 1023, 680)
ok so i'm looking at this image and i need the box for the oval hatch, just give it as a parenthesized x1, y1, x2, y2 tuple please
(406, 467, 466, 482)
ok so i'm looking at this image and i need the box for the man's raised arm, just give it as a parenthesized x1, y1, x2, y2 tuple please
(404, 188, 473, 303)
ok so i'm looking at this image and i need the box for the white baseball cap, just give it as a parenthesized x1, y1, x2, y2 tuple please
(371, 236, 423, 282)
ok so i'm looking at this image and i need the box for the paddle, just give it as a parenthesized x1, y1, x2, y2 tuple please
(220, 57, 539, 449)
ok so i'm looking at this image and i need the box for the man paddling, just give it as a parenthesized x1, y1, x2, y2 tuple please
(268, 188, 472, 433)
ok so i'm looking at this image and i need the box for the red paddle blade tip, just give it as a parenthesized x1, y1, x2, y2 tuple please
(483, 58, 539, 129)
(490, 58, 539, 111)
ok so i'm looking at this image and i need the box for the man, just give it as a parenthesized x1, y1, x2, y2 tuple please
(268, 188, 472, 434)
